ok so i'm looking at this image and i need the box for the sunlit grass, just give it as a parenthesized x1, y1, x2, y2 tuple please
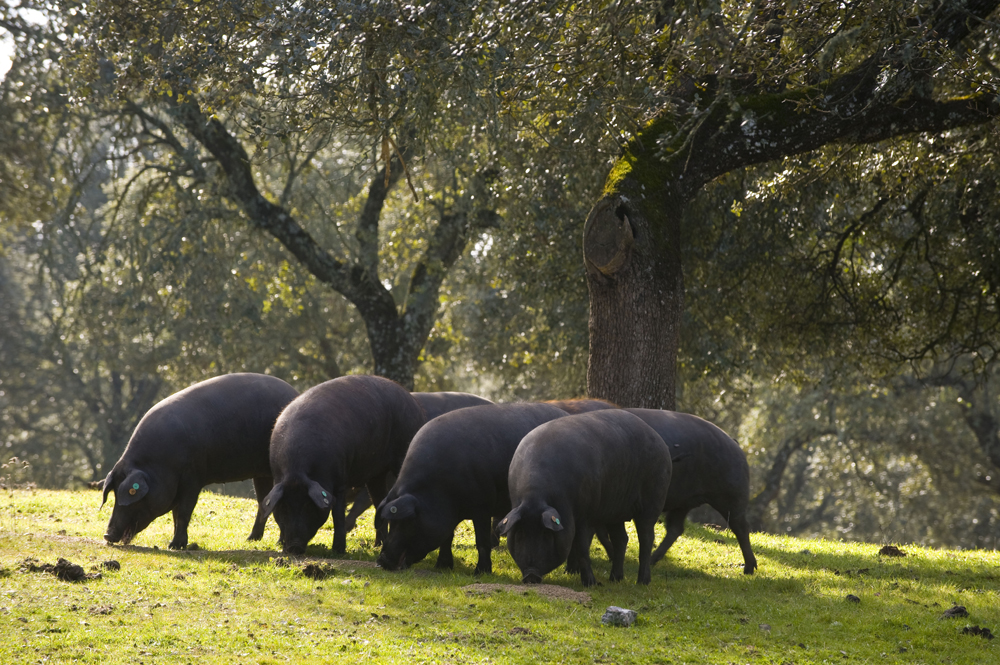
(1, 489, 998, 663)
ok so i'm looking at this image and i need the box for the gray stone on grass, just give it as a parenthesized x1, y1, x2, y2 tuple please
(602, 606, 637, 627)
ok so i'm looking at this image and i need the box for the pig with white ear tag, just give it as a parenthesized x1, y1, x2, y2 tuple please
(253, 375, 425, 555)
(498, 410, 672, 587)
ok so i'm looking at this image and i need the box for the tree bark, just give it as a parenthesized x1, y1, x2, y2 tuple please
(585, 179, 683, 409)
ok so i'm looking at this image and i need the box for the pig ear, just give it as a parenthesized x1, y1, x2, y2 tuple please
(541, 507, 564, 532)
(116, 470, 150, 507)
(379, 494, 417, 521)
(307, 481, 333, 511)
(100, 471, 115, 509)
(252, 483, 284, 534)
(496, 507, 522, 536)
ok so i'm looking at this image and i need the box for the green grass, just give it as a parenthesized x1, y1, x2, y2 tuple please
(1, 489, 998, 664)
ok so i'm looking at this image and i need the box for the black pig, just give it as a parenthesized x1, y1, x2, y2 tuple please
(342, 391, 494, 531)
(625, 408, 757, 574)
(498, 410, 672, 586)
(375, 402, 567, 574)
(253, 375, 424, 555)
(102, 373, 298, 549)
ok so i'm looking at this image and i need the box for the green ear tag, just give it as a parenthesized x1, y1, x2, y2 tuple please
(322, 491, 327, 497)
(552, 516, 560, 524)
(132, 483, 140, 490)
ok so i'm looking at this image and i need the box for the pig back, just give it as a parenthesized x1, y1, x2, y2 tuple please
(124, 373, 298, 483)
(269, 375, 425, 487)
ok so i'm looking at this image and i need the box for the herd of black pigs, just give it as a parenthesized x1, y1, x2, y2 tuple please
(100, 373, 757, 586)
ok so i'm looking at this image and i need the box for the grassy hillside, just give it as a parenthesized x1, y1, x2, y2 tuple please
(1, 489, 997, 664)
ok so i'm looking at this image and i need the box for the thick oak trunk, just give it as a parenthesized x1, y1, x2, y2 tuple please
(584, 183, 683, 409)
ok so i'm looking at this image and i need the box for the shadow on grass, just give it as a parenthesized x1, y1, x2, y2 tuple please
(675, 522, 1000, 585)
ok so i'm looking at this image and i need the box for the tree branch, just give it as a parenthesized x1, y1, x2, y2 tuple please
(165, 94, 399, 325)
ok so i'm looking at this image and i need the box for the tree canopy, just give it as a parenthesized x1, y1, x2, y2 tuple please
(3, 0, 1000, 546)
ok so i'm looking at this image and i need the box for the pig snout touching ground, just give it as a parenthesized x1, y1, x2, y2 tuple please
(253, 375, 425, 555)
(375, 402, 567, 575)
(101, 373, 298, 549)
(498, 410, 672, 587)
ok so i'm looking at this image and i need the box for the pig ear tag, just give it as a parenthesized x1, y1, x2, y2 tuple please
(389, 506, 397, 514)
(129, 482, 140, 496)
(551, 516, 560, 525)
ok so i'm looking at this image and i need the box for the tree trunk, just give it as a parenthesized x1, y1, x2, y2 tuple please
(584, 183, 683, 409)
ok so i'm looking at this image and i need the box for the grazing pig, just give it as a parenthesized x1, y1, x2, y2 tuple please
(342, 391, 495, 531)
(101, 373, 299, 549)
(498, 410, 672, 586)
(625, 408, 757, 575)
(545, 398, 617, 414)
(253, 375, 425, 555)
(375, 402, 567, 574)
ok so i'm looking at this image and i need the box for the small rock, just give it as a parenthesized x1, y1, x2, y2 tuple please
(961, 625, 994, 640)
(601, 606, 637, 627)
(940, 605, 969, 619)
(186, 543, 199, 551)
(759, 623, 771, 632)
(878, 545, 906, 557)
(799, 549, 812, 555)
(101, 560, 121, 571)
(846, 594, 861, 603)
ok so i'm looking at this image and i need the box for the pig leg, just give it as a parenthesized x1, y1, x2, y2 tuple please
(572, 524, 598, 587)
(331, 489, 348, 554)
(635, 515, 657, 585)
(490, 516, 502, 548)
(726, 509, 758, 575)
(473, 516, 494, 575)
(247, 476, 274, 541)
(651, 510, 688, 565)
(365, 475, 391, 546)
(607, 522, 628, 582)
(344, 488, 371, 532)
(435, 533, 455, 569)
(594, 525, 615, 561)
(168, 486, 201, 550)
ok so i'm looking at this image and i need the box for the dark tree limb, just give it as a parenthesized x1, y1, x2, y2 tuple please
(747, 426, 837, 530)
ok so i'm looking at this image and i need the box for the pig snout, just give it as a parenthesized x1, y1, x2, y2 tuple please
(521, 569, 543, 584)
(376, 550, 407, 571)
(282, 541, 307, 555)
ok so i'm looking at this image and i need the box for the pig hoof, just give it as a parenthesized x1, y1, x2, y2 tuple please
(168, 540, 187, 550)
(743, 564, 757, 575)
